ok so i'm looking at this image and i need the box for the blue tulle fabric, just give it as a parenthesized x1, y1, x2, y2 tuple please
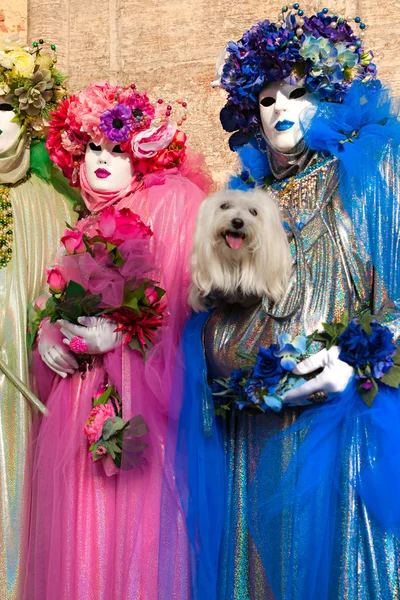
(160, 311, 227, 600)
(249, 381, 400, 599)
(227, 136, 271, 190)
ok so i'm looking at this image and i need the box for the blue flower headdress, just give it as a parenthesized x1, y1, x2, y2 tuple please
(220, 5, 376, 146)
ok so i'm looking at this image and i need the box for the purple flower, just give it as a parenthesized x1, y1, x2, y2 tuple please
(244, 379, 264, 405)
(100, 104, 132, 143)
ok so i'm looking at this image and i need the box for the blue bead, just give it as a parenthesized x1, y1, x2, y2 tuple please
(355, 16, 361, 23)
(356, 40, 362, 47)
(298, 9, 304, 16)
(297, 222, 305, 230)
(293, 35, 299, 42)
(322, 7, 328, 13)
(360, 22, 366, 29)
(282, 5, 288, 12)
(293, 3, 299, 8)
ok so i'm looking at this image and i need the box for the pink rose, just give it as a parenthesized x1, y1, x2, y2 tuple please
(46, 267, 66, 294)
(95, 206, 153, 246)
(131, 121, 177, 159)
(83, 402, 114, 445)
(95, 446, 107, 456)
(144, 286, 158, 305)
(61, 229, 86, 255)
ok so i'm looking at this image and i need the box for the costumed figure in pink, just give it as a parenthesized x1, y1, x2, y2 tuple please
(22, 81, 212, 600)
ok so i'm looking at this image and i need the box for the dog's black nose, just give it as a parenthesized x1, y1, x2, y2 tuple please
(231, 218, 244, 230)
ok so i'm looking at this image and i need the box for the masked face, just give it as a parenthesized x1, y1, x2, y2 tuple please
(259, 82, 316, 152)
(84, 140, 134, 192)
(0, 104, 22, 154)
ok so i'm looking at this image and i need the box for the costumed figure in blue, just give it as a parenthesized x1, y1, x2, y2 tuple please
(160, 6, 400, 600)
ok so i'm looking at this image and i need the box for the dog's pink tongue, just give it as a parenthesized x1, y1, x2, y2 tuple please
(227, 234, 243, 250)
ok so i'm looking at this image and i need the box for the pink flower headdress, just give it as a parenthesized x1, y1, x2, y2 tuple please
(46, 81, 189, 187)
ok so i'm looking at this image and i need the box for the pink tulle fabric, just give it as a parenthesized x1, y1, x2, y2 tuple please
(23, 155, 212, 600)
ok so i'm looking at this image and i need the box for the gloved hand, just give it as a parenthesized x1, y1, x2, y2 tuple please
(283, 345, 354, 406)
(59, 316, 122, 355)
(38, 318, 79, 378)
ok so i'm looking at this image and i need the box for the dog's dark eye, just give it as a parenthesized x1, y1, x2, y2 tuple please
(289, 88, 307, 100)
(260, 97, 275, 107)
(112, 144, 124, 153)
(89, 142, 102, 151)
(249, 208, 258, 216)
(220, 203, 230, 210)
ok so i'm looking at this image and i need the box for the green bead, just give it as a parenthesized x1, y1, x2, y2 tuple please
(39, 39, 44, 44)
(338, 17, 344, 24)
(282, 6, 288, 12)
(6, 230, 12, 236)
(33, 41, 38, 48)
(6, 248, 12, 254)
(51, 44, 56, 50)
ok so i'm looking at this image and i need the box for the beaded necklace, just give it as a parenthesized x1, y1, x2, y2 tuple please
(0, 172, 31, 269)
(269, 155, 335, 210)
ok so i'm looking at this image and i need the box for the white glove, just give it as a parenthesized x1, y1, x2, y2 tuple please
(38, 318, 79, 378)
(283, 345, 354, 406)
(59, 316, 122, 355)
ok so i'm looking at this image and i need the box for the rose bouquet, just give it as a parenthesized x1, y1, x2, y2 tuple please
(30, 205, 166, 360)
(211, 333, 308, 417)
(211, 312, 400, 416)
(84, 383, 148, 471)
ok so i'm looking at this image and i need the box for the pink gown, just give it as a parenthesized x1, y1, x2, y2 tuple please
(23, 158, 211, 600)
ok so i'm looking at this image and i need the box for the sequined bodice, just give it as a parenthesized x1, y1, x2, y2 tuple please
(205, 158, 384, 378)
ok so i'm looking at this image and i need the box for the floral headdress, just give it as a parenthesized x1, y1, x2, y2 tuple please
(46, 82, 189, 186)
(0, 36, 68, 139)
(220, 4, 377, 142)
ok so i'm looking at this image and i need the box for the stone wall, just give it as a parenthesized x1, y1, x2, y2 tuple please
(26, 0, 400, 185)
(1, 0, 26, 38)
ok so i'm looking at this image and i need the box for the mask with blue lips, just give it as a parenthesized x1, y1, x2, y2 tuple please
(259, 82, 317, 152)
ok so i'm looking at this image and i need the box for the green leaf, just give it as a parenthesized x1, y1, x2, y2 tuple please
(381, 365, 400, 389)
(44, 295, 58, 315)
(102, 416, 129, 441)
(110, 247, 126, 267)
(128, 414, 149, 437)
(392, 346, 400, 366)
(93, 385, 114, 407)
(57, 300, 83, 322)
(358, 378, 378, 408)
(154, 286, 166, 300)
(81, 294, 102, 314)
(65, 280, 86, 301)
(128, 337, 146, 359)
(340, 311, 349, 327)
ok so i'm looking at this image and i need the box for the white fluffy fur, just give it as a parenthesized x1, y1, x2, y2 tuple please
(189, 188, 292, 312)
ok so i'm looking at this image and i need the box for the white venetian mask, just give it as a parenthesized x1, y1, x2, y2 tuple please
(0, 104, 22, 154)
(259, 82, 316, 152)
(84, 140, 134, 192)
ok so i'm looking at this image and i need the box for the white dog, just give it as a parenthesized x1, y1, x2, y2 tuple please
(189, 188, 292, 311)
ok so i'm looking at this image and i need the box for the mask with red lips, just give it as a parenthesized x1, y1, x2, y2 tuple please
(84, 139, 134, 192)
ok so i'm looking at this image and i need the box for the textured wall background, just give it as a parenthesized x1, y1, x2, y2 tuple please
(1, 0, 26, 37)
(25, 0, 400, 185)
